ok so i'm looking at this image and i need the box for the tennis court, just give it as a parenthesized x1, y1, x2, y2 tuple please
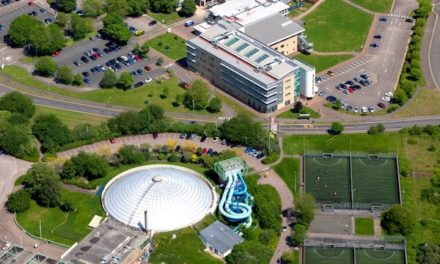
(352, 157, 400, 206)
(304, 154, 401, 209)
(304, 155, 351, 206)
(304, 247, 405, 264)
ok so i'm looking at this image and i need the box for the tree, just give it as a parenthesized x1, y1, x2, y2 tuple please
(55, 66, 74, 85)
(62, 152, 109, 180)
(392, 89, 408, 106)
(0, 122, 35, 158)
(150, 0, 178, 14)
(47, 24, 67, 52)
(293, 101, 303, 113)
(367, 124, 385, 135)
(220, 114, 265, 147)
(330, 122, 344, 135)
(107, 111, 143, 135)
(226, 240, 273, 264)
(133, 43, 149, 58)
(253, 185, 281, 231)
(180, 0, 196, 17)
(106, 0, 130, 17)
(208, 97, 221, 113)
(290, 224, 307, 246)
(174, 94, 184, 106)
(99, 70, 118, 88)
(127, 0, 150, 17)
(184, 80, 210, 110)
(294, 193, 315, 226)
(117, 72, 134, 90)
(56, 0, 76, 13)
(35, 57, 58, 77)
(82, 0, 105, 18)
(55, 12, 69, 28)
(416, 243, 440, 264)
(70, 13, 94, 40)
(6, 190, 31, 213)
(280, 251, 297, 264)
(118, 145, 145, 164)
(102, 13, 132, 43)
(24, 163, 61, 207)
(72, 73, 83, 86)
(381, 205, 415, 236)
(138, 104, 166, 133)
(32, 114, 72, 152)
(0, 91, 35, 118)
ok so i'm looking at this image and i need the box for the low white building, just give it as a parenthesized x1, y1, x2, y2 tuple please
(199, 221, 244, 257)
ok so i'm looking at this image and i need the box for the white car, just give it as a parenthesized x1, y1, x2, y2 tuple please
(368, 107, 375, 113)
(353, 106, 359, 113)
(361, 106, 368, 113)
(145, 77, 152, 83)
(385, 91, 393, 97)
(212, 137, 219, 142)
(381, 96, 391, 102)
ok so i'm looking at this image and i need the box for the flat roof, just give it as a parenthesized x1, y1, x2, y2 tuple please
(209, 0, 289, 26)
(189, 22, 302, 83)
(243, 13, 305, 45)
(200, 221, 243, 255)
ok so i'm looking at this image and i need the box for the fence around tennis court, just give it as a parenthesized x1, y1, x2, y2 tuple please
(303, 152, 401, 210)
(303, 237, 407, 264)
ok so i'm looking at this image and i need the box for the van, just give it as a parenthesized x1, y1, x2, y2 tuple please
(184, 20, 195, 27)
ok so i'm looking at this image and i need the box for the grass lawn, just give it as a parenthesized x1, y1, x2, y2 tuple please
(354, 217, 374, 235)
(288, 2, 313, 18)
(148, 11, 183, 25)
(392, 88, 440, 118)
(2, 66, 215, 115)
(295, 53, 353, 72)
(16, 189, 104, 246)
(351, 0, 393, 13)
(146, 33, 187, 60)
(215, 91, 256, 117)
(273, 158, 300, 196)
(34, 106, 108, 128)
(283, 133, 403, 155)
(149, 227, 223, 264)
(303, 0, 373, 52)
(277, 106, 321, 119)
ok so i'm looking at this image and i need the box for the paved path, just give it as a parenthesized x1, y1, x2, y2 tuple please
(0, 155, 66, 259)
(294, 0, 326, 20)
(344, 0, 376, 15)
(422, 1, 440, 89)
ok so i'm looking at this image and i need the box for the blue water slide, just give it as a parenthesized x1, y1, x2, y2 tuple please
(218, 173, 252, 227)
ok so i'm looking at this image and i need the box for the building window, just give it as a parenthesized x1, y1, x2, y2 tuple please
(274, 47, 278, 51)
(286, 93, 291, 96)
(281, 44, 285, 48)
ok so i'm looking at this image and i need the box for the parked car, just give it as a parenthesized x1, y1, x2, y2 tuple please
(221, 139, 227, 145)
(73, 60, 80, 67)
(405, 18, 414, 23)
(109, 138, 116, 144)
(83, 77, 91, 85)
(327, 70, 335, 77)
(377, 102, 387, 109)
(256, 152, 265, 159)
(175, 145, 182, 152)
(326, 96, 337, 103)
(180, 133, 186, 139)
(145, 77, 152, 83)
(148, 20, 157, 26)
(190, 134, 196, 140)
(370, 43, 379, 48)
(207, 148, 213, 155)
(152, 133, 158, 139)
(374, 34, 382, 39)
(134, 82, 143, 88)
(318, 91, 326, 97)
(144, 65, 152, 71)
(379, 16, 388, 22)
(200, 134, 207, 142)
(184, 20, 195, 27)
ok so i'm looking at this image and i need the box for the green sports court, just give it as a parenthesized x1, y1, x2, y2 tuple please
(304, 153, 401, 209)
(304, 246, 406, 264)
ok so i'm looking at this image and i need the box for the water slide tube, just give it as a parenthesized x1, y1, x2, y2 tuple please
(218, 173, 252, 227)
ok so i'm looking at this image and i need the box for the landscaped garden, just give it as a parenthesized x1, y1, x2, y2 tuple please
(145, 33, 187, 61)
(277, 105, 321, 119)
(303, 0, 373, 52)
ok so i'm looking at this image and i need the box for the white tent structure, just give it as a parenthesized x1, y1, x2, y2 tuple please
(102, 165, 217, 232)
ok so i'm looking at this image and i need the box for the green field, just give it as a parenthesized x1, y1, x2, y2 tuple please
(148, 11, 183, 25)
(2, 66, 215, 115)
(303, 0, 373, 52)
(352, 157, 399, 206)
(149, 227, 223, 264)
(304, 156, 351, 205)
(16, 189, 104, 246)
(274, 158, 301, 196)
(146, 33, 187, 60)
(305, 247, 354, 264)
(295, 54, 353, 72)
(277, 106, 321, 119)
(283, 133, 403, 155)
(34, 106, 108, 128)
(351, 0, 393, 13)
(356, 249, 405, 264)
(355, 217, 374, 235)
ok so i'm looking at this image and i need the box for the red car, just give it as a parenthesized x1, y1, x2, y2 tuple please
(134, 55, 142, 62)
(348, 88, 354, 93)
(51, 50, 60, 56)
(109, 138, 116, 144)
(28, 1, 33, 6)
(144, 65, 152, 71)
(202, 148, 207, 154)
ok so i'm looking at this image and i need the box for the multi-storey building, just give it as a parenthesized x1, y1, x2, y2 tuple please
(187, 22, 316, 113)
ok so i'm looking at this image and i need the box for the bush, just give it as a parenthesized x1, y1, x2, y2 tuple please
(32, 114, 72, 152)
(387, 104, 400, 113)
(60, 200, 74, 212)
(290, 224, 307, 246)
(62, 152, 108, 180)
(55, 66, 74, 85)
(33, 177, 62, 207)
(381, 204, 415, 236)
(0, 91, 35, 119)
(100, 70, 118, 88)
(330, 122, 344, 135)
(35, 57, 58, 77)
(207, 97, 222, 113)
(72, 73, 83, 86)
(407, 138, 418, 145)
(367, 124, 385, 135)
(118, 145, 145, 164)
(167, 152, 179, 162)
(6, 189, 31, 213)
(184, 80, 210, 110)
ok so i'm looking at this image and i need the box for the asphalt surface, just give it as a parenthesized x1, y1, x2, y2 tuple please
(316, 16, 413, 112)
(428, 3, 440, 88)
(53, 37, 166, 87)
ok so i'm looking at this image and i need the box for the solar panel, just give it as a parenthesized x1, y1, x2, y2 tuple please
(245, 48, 259, 58)
(235, 43, 250, 52)
(225, 37, 239, 47)
(255, 54, 269, 63)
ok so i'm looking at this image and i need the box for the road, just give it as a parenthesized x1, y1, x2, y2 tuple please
(426, 2, 440, 89)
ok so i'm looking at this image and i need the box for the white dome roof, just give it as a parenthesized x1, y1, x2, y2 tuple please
(102, 165, 216, 232)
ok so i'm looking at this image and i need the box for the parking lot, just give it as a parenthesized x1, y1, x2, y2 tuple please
(315, 16, 414, 113)
(0, 2, 55, 43)
(53, 37, 167, 87)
